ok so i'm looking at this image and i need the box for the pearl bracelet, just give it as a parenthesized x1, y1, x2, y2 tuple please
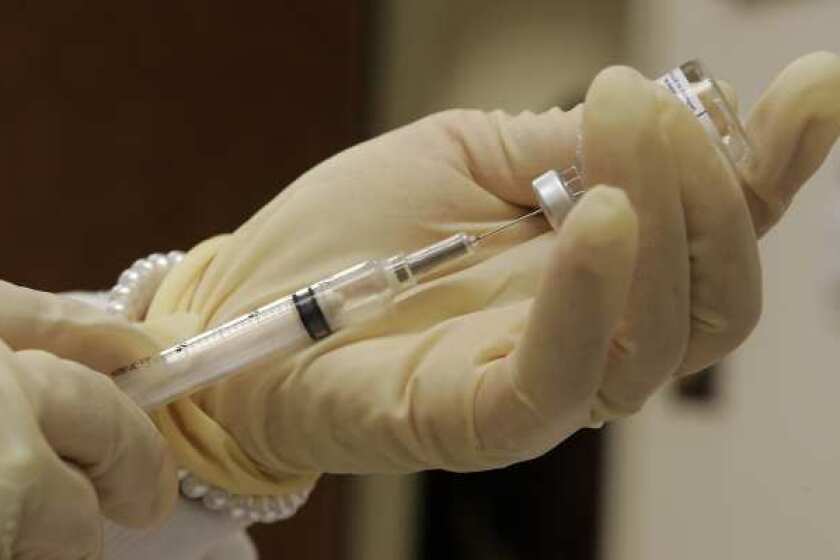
(106, 251, 312, 523)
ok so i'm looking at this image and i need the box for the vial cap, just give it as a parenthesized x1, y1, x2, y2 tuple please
(532, 169, 576, 231)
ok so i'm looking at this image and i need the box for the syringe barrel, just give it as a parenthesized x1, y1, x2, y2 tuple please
(115, 295, 312, 410)
(115, 258, 410, 410)
(115, 236, 475, 410)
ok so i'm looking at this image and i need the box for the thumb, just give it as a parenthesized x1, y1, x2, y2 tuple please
(0, 280, 158, 372)
(475, 185, 638, 462)
(744, 51, 840, 236)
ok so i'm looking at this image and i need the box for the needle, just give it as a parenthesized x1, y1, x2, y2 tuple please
(475, 208, 544, 243)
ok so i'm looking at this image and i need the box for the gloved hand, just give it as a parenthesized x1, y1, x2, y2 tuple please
(0, 288, 177, 558)
(5, 52, 838, 499)
(142, 51, 840, 494)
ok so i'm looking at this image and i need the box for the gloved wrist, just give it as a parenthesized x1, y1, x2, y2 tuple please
(107, 242, 320, 518)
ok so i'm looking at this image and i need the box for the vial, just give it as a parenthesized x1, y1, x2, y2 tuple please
(532, 60, 754, 231)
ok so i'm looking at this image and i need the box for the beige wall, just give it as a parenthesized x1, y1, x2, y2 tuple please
(605, 1, 840, 558)
(370, 0, 626, 132)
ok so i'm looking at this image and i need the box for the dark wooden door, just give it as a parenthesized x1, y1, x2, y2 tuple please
(0, 2, 368, 558)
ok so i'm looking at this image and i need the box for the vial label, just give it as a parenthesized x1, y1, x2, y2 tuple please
(657, 68, 714, 131)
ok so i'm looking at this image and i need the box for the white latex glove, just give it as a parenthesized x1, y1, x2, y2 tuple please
(3, 53, 837, 498)
(0, 289, 177, 559)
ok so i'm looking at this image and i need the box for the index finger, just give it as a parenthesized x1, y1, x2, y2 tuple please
(743, 51, 840, 236)
(0, 280, 157, 372)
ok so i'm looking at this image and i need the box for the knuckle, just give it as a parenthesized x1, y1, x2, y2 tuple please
(426, 108, 482, 131)
(18, 348, 118, 402)
(12, 349, 54, 394)
(1, 442, 50, 490)
(606, 330, 637, 368)
(473, 363, 556, 466)
(593, 387, 645, 421)
(589, 66, 654, 108)
(125, 438, 177, 528)
(593, 65, 645, 90)
(53, 468, 104, 558)
(693, 295, 763, 353)
(661, 336, 689, 374)
(101, 426, 173, 527)
(643, 328, 687, 377)
(799, 51, 840, 80)
(744, 188, 788, 235)
(5, 456, 101, 558)
(587, 66, 662, 141)
(424, 108, 488, 159)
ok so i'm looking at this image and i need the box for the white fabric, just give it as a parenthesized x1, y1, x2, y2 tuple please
(64, 292, 258, 560)
(103, 499, 256, 560)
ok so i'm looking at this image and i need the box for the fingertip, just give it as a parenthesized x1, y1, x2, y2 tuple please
(751, 51, 840, 124)
(744, 51, 840, 234)
(589, 65, 647, 95)
(586, 65, 655, 115)
(584, 66, 662, 168)
(17, 350, 178, 529)
(792, 51, 840, 78)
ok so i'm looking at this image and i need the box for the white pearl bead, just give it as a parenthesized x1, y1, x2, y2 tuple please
(119, 269, 141, 286)
(245, 496, 262, 520)
(226, 496, 247, 520)
(132, 259, 155, 273)
(174, 467, 311, 522)
(273, 497, 293, 520)
(180, 476, 209, 499)
(118, 242, 315, 523)
(106, 301, 126, 315)
(289, 492, 306, 508)
(112, 285, 132, 299)
(261, 510, 280, 523)
(148, 253, 169, 269)
(203, 489, 230, 510)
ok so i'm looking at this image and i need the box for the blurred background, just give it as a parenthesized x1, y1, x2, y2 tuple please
(1, 0, 839, 558)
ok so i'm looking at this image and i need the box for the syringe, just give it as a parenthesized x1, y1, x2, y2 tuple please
(113, 59, 753, 411)
(114, 233, 486, 410)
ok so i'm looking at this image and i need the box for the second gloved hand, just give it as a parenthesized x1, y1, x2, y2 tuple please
(0, 295, 177, 557)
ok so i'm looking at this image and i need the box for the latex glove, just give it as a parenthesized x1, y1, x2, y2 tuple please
(0, 287, 177, 558)
(138, 51, 840, 493)
(6, 53, 837, 498)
